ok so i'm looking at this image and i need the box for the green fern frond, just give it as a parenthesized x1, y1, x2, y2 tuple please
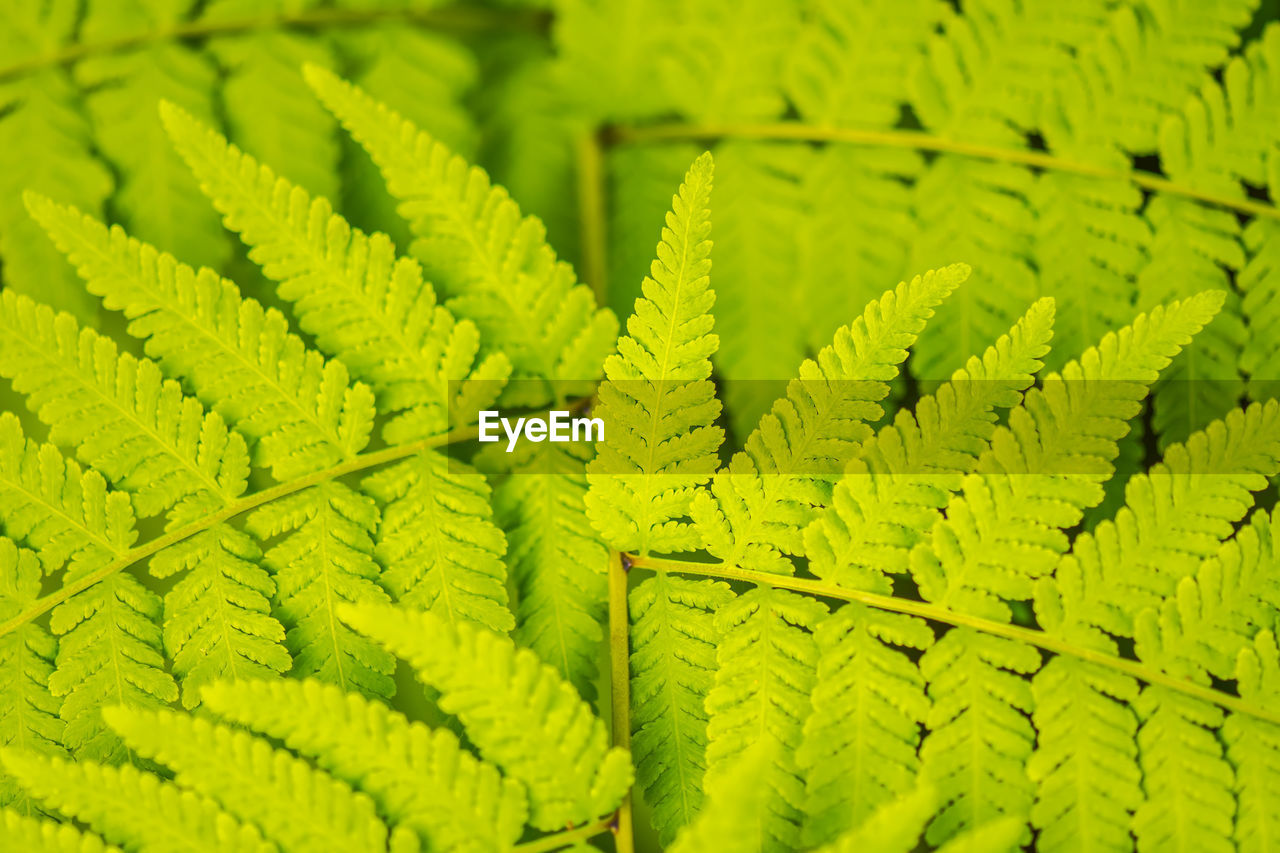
(805, 296, 1054, 594)
(0, 539, 63, 814)
(691, 264, 968, 575)
(811, 785, 937, 853)
(1242, 215, 1280, 400)
(1045, 399, 1280, 643)
(1227, 629, 1280, 853)
(799, 605, 933, 846)
(246, 482, 395, 699)
(0, 282, 292, 705)
(0, 807, 114, 853)
(0, 66, 112, 322)
(661, 0, 799, 124)
(629, 572, 735, 845)
(586, 152, 722, 556)
(914, 291, 1226, 620)
(1132, 688, 1235, 853)
(784, 0, 941, 130)
(485, 442, 607, 697)
(341, 602, 632, 831)
(361, 452, 513, 634)
(158, 102, 508, 443)
(0, 416, 176, 762)
(75, 45, 226, 270)
(1027, 404, 1280, 853)
(201, 678, 527, 853)
(152, 527, 290, 708)
(0, 291, 249, 524)
(303, 64, 616, 402)
(102, 705, 387, 852)
(209, 33, 340, 202)
(913, 292, 1223, 845)
(0, 749, 274, 853)
(708, 141, 810, 434)
(703, 586, 828, 852)
(1242, 147, 1280, 401)
(1139, 197, 1245, 446)
(665, 743, 779, 853)
(24, 194, 377, 480)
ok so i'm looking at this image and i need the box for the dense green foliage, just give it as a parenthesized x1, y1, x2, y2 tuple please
(0, 1, 1279, 852)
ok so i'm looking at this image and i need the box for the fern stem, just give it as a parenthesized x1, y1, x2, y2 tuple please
(576, 129, 610, 305)
(513, 816, 615, 852)
(0, 399, 588, 641)
(607, 550, 636, 853)
(627, 553, 1280, 727)
(610, 123, 1280, 222)
(0, 5, 549, 82)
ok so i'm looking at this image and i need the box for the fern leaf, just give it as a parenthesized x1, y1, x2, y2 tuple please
(784, 0, 942, 130)
(0, 416, 176, 762)
(795, 146, 922, 357)
(1242, 216, 1280, 401)
(586, 152, 723, 555)
(341, 603, 632, 830)
(798, 605, 933, 845)
(906, 157, 1038, 381)
(0, 292, 249, 524)
(1071, 1, 1259, 154)
(1132, 688, 1235, 853)
(915, 291, 1225, 619)
(629, 572, 734, 845)
(691, 265, 969, 575)
(915, 292, 1223, 844)
(811, 785, 937, 853)
(1227, 629, 1280, 853)
(1139, 197, 1246, 447)
(1242, 146, 1280, 401)
(151, 528, 290, 708)
(361, 452, 512, 634)
(202, 678, 527, 853)
(666, 743, 779, 853)
(0, 64, 112, 321)
(661, 0, 799, 123)
(805, 296, 1054, 594)
(1, 749, 274, 853)
(709, 142, 811, 434)
(703, 586, 828, 852)
(484, 442, 607, 697)
(335, 25, 479, 244)
(303, 65, 616, 401)
(0, 808, 114, 853)
(1026, 657, 1142, 853)
(0, 539, 64, 815)
(25, 195, 377, 480)
(74, 45, 226, 270)
(103, 705, 387, 852)
(208, 32, 341, 202)
(158, 102, 508, 443)
(1046, 399, 1280, 642)
(246, 482, 395, 699)
(1030, 172, 1147, 372)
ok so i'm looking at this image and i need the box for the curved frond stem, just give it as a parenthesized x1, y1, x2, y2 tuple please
(626, 553, 1280, 726)
(0, 5, 550, 82)
(607, 550, 635, 853)
(610, 123, 1280, 222)
(0, 398, 589, 641)
(513, 816, 616, 853)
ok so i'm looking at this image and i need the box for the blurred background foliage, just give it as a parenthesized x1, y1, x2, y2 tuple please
(2, 0, 1280, 451)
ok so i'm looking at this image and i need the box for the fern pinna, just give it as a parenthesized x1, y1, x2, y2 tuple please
(0, 29, 1275, 853)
